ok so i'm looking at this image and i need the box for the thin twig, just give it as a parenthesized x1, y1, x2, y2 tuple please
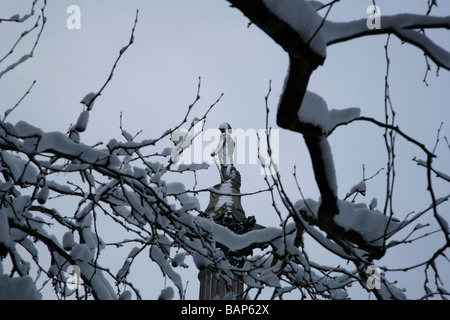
(83, 9, 139, 111)
(3, 80, 36, 121)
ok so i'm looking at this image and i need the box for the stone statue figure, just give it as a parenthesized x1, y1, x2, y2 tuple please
(211, 122, 234, 166)
(210, 122, 240, 189)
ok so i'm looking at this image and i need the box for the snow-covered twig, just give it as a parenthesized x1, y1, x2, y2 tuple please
(0, 0, 47, 79)
(0, 0, 38, 23)
(2, 80, 36, 121)
(81, 9, 139, 111)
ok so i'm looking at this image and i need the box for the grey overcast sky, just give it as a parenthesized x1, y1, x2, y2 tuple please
(1, 0, 449, 299)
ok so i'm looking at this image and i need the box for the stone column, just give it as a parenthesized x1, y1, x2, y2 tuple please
(198, 268, 244, 300)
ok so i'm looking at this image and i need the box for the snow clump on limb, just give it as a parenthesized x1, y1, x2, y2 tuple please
(261, 0, 327, 57)
(298, 91, 360, 135)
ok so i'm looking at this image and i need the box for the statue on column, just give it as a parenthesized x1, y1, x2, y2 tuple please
(205, 122, 263, 254)
(199, 122, 265, 300)
(210, 122, 241, 190)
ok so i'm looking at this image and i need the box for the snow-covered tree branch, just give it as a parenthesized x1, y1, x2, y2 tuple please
(227, 0, 450, 300)
(1, 0, 449, 301)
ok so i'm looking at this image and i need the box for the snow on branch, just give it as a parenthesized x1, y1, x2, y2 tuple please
(323, 14, 450, 70)
(80, 10, 139, 112)
(295, 198, 401, 249)
(1, 0, 449, 301)
(298, 91, 360, 136)
(0, 0, 47, 79)
(0, 6, 229, 299)
(261, 0, 327, 58)
(0, 104, 218, 299)
(0, 0, 39, 23)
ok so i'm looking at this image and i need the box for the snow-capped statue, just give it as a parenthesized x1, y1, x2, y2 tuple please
(211, 122, 234, 166)
(210, 122, 240, 188)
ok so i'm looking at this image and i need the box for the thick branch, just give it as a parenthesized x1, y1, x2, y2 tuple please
(228, 0, 389, 258)
(227, 0, 325, 64)
(324, 14, 450, 70)
(227, 0, 325, 132)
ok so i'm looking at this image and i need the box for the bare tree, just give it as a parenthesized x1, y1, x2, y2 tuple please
(0, 0, 449, 300)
